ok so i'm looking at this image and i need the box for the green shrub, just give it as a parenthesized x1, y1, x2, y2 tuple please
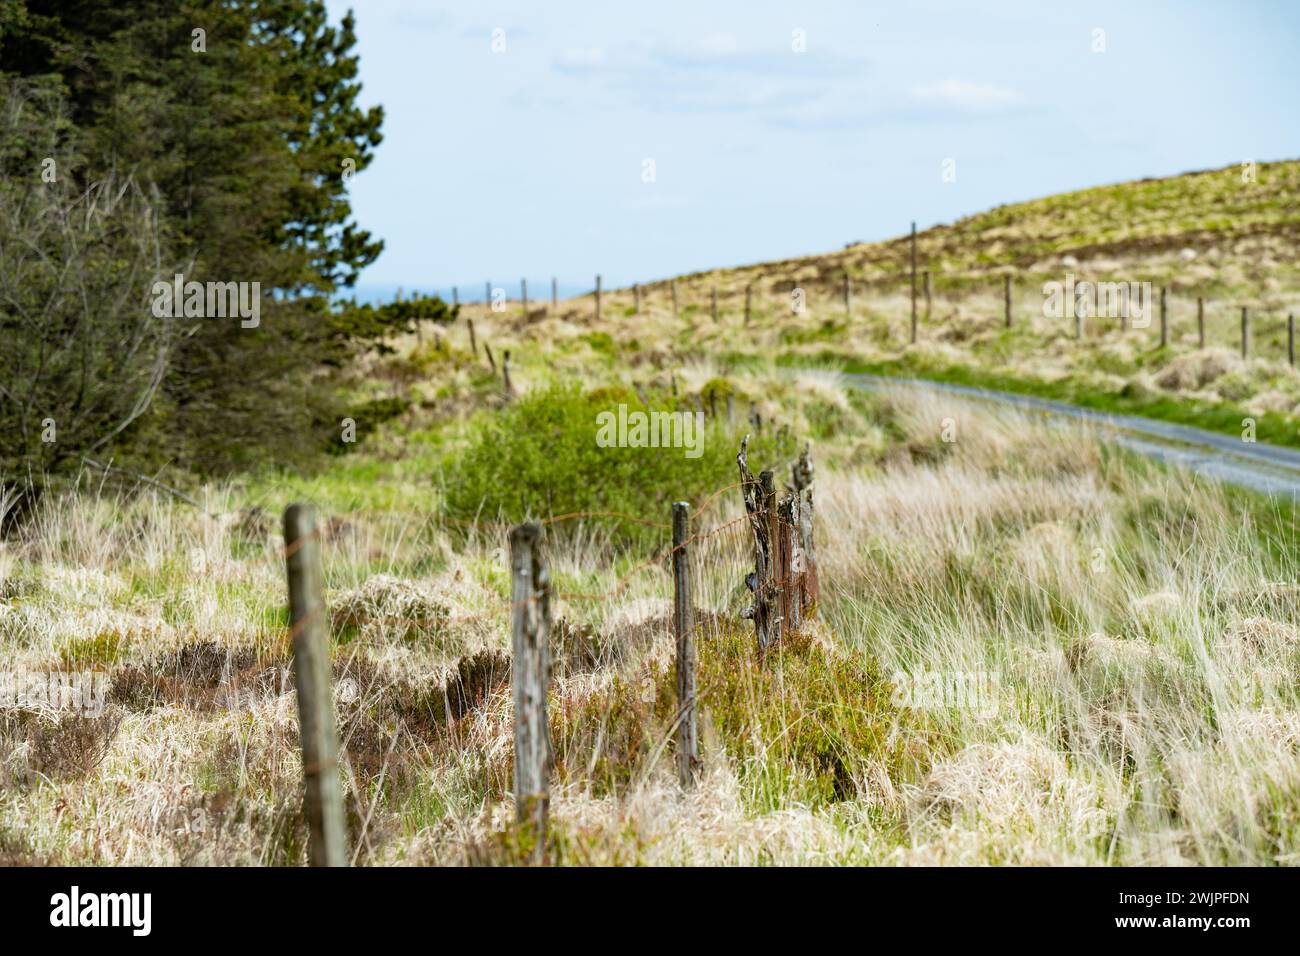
(443, 384, 787, 544)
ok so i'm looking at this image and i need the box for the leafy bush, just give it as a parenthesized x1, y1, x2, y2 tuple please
(443, 384, 788, 543)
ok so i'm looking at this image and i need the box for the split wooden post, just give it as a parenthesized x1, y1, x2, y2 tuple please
(521, 278, 528, 319)
(671, 502, 698, 788)
(595, 274, 602, 321)
(1290, 315, 1296, 368)
(1241, 307, 1250, 359)
(737, 438, 777, 657)
(509, 522, 553, 851)
(467, 318, 478, 357)
(1004, 274, 1012, 328)
(791, 445, 818, 616)
(910, 221, 918, 344)
(551, 276, 557, 310)
(711, 286, 718, 322)
(283, 504, 347, 868)
(1159, 286, 1168, 348)
(1197, 296, 1205, 348)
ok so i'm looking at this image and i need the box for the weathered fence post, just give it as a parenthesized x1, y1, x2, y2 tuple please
(843, 272, 851, 317)
(595, 274, 602, 321)
(1290, 314, 1296, 368)
(452, 286, 459, 309)
(1004, 274, 1012, 328)
(467, 317, 478, 357)
(521, 278, 528, 319)
(671, 502, 698, 788)
(1159, 285, 1168, 348)
(510, 522, 553, 854)
(737, 438, 777, 657)
(502, 349, 514, 397)
(1197, 296, 1205, 348)
(283, 504, 347, 868)
(484, 342, 497, 372)
(551, 276, 558, 310)
(923, 269, 932, 324)
(791, 445, 818, 616)
(485, 281, 492, 313)
(910, 221, 918, 344)
(1241, 306, 1250, 359)
(711, 286, 718, 322)
(745, 284, 752, 325)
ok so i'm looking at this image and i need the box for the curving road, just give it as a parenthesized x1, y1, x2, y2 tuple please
(841, 372, 1300, 498)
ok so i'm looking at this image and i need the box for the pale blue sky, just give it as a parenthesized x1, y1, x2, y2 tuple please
(327, 1, 1300, 301)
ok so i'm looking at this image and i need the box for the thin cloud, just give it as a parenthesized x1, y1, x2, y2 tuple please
(910, 79, 1024, 113)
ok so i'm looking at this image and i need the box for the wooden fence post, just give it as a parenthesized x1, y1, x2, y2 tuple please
(502, 349, 514, 397)
(1197, 296, 1205, 348)
(745, 284, 752, 325)
(1290, 314, 1296, 368)
(467, 317, 478, 357)
(671, 502, 698, 787)
(1241, 306, 1250, 359)
(910, 221, 918, 344)
(923, 270, 932, 324)
(484, 343, 496, 372)
(485, 281, 492, 313)
(737, 437, 777, 657)
(791, 445, 818, 615)
(521, 278, 528, 319)
(509, 522, 553, 852)
(283, 504, 347, 868)
(452, 286, 458, 309)
(1159, 285, 1168, 348)
(551, 277, 557, 310)
(671, 280, 678, 318)
(595, 274, 602, 321)
(1004, 274, 1012, 328)
(711, 286, 718, 322)
(843, 272, 851, 317)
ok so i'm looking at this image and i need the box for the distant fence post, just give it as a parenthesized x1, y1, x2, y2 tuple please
(1159, 286, 1168, 348)
(502, 349, 514, 397)
(745, 284, 752, 325)
(633, 282, 640, 314)
(1004, 274, 1012, 328)
(1241, 306, 1250, 359)
(467, 317, 478, 357)
(923, 270, 932, 323)
(671, 280, 678, 318)
(509, 522, 553, 856)
(551, 276, 557, 310)
(910, 221, 918, 344)
(671, 502, 698, 788)
(1289, 315, 1295, 368)
(485, 281, 491, 313)
(521, 278, 528, 319)
(595, 274, 602, 321)
(843, 272, 851, 317)
(484, 343, 496, 372)
(283, 504, 347, 868)
(711, 286, 718, 322)
(1197, 296, 1205, 348)
(452, 286, 459, 309)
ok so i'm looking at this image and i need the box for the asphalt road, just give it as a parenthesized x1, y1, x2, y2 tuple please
(841, 372, 1300, 498)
